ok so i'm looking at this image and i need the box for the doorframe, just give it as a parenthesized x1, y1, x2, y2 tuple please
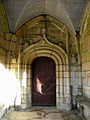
(31, 57, 56, 106)
(19, 38, 71, 111)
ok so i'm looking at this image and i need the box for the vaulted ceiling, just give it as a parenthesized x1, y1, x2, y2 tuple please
(3, 0, 87, 34)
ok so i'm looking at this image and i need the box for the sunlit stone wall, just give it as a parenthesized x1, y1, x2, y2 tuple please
(0, 8, 21, 108)
(81, 36, 90, 98)
(80, 1, 90, 98)
(0, 15, 6, 65)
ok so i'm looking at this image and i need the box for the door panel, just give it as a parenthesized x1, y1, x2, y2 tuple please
(32, 57, 56, 106)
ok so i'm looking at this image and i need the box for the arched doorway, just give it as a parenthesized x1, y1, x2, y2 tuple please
(20, 36, 71, 110)
(32, 57, 56, 106)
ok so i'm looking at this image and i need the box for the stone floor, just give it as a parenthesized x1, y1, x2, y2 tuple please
(2, 107, 83, 120)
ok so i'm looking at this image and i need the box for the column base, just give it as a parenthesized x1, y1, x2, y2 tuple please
(57, 102, 71, 111)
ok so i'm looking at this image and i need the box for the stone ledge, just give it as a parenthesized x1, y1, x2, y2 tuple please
(0, 104, 11, 120)
(0, 103, 4, 119)
(76, 96, 90, 120)
(0, 104, 4, 110)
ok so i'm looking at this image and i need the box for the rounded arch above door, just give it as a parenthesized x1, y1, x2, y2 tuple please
(32, 56, 56, 106)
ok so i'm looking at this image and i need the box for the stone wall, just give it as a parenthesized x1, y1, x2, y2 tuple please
(0, 1, 12, 119)
(0, 0, 9, 65)
(80, 1, 90, 98)
(0, 14, 7, 65)
(70, 65, 82, 108)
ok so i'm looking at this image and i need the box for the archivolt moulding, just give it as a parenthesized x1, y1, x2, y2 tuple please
(19, 32, 71, 111)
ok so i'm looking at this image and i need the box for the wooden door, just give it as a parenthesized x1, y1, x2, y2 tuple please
(32, 57, 56, 106)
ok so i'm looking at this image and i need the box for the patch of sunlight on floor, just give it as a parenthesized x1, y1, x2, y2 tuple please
(2, 107, 83, 120)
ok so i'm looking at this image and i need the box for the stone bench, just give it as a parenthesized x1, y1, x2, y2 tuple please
(76, 96, 90, 120)
(0, 103, 11, 120)
(0, 104, 4, 109)
(0, 103, 4, 119)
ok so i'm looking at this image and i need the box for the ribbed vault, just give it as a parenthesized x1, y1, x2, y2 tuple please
(3, 0, 87, 34)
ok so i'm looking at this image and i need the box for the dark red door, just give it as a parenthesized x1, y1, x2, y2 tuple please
(32, 57, 56, 106)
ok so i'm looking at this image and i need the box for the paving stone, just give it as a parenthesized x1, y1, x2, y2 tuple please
(2, 107, 83, 120)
